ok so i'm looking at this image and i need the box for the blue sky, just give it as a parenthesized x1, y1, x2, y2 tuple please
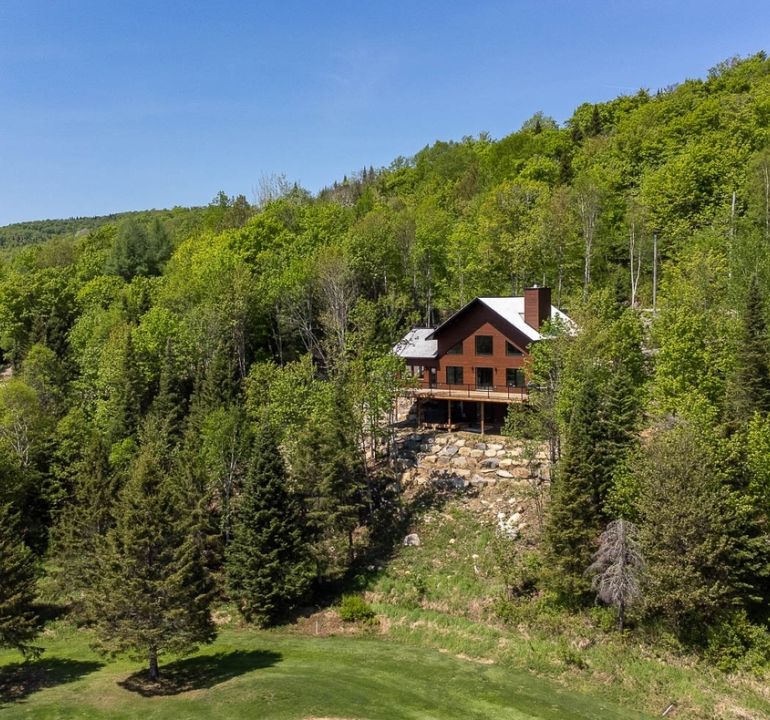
(0, 1, 768, 225)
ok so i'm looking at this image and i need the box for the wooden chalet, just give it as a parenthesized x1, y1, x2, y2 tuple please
(394, 287, 572, 432)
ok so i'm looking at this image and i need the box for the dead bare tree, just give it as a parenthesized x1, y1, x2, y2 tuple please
(573, 180, 601, 302)
(587, 519, 644, 631)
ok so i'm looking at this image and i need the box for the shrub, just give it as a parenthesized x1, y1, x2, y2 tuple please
(339, 594, 376, 623)
(705, 611, 770, 674)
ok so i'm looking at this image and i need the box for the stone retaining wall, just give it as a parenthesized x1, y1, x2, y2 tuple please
(395, 430, 549, 490)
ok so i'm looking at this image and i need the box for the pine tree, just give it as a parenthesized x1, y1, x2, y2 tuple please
(731, 275, 770, 422)
(293, 388, 367, 579)
(637, 422, 754, 635)
(225, 422, 312, 625)
(544, 378, 606, 601)
(0, 502, 39, 656)
(50, 435, 117, 617)
(87, 429, 215, 680)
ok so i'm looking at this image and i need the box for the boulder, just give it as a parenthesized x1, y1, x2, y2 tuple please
(458, 446, 471, 456)
(496, 469, 513, 478)
(403, 533, 421, 546)
(484, 449, 498, 458)
(440, 445, 460, 457)
(488, 443, 504, 451)
(479, 457, 500, 469)
(454, 438, 466, 448)
(469, 449, 484, 458)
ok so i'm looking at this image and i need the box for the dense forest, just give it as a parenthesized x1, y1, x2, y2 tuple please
(3, 53, 770, 678)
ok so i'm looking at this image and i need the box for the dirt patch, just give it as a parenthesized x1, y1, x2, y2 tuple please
(290, 608, 361, 637)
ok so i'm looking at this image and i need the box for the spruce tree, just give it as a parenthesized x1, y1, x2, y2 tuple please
(544, 377, 606, 601)
(87, 429, 215, 680)
(637, 422, 754, 634)
(0, 502, 39, 656)
(50, 435, 117, 617)
(731, 275, 770, 422)
(293, 388, 367, 579)
(226, 422, 312, 625)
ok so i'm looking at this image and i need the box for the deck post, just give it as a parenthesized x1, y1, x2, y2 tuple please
(479, 401, 484, 436)
(416, 397, 422, 428)
(447, 399, 452, 428)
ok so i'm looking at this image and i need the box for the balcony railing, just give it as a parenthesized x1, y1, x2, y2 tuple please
(410, 381, 529, 400)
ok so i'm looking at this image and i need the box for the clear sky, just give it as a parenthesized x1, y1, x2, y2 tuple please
(1, 0, 768, 225)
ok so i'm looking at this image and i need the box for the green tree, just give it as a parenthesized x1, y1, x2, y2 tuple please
(637, 421, 755, 635)
(0, 502, 39, 656)
(293, 385, 367, 579)
(226, 422, 312, 625)
(729, 275, 770, 423)
(87, 430, 215, 680)
(543, 376, 606, 601)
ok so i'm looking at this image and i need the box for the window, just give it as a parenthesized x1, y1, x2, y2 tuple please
(446, 366, 464, 385)
(505, 341, 522, 356)
(506, 368, 525, 387)
(476, 367, 493, 389)
(475, 335, 493, 355)
(446, 341, 463, 355)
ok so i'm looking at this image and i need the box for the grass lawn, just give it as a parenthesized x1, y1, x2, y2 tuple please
(0, 623, 650, 720)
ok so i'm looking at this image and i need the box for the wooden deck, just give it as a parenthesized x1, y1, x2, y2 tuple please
(409, 383, 528, 403)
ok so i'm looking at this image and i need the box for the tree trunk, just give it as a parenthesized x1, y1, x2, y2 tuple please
(617, 601, 625, 632)
(148, 647, 159, 681)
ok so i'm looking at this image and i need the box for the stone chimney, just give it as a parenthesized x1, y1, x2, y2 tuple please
(524, 286, 551, 330)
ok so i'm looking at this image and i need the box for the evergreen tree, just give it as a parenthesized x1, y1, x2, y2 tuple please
(50, 435, 117, 616)
(87, 429, 215, 680)
(226, 422, 312, 625)
(146, 218, 172, 273)
(730, 275, 770, 422)
(544, 377, 606, 601)
(293, 386, 367, 579)
(0, 502, 39, 656)
(637, 422, 755, 635)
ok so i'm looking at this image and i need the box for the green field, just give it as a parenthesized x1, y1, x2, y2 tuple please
(0, 624, 649, 720)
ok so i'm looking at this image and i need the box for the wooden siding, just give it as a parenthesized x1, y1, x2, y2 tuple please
(412, 304, 532, 394)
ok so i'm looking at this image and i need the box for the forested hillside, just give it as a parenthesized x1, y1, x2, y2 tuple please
(3, 52, 770, 699)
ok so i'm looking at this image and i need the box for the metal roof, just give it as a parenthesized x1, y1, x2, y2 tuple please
(393, 327, 438, 359)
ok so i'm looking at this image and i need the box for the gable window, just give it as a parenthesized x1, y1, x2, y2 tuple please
(446, 366, 464, 385)
(506, 368, 525, 387)
(475, 335, 493, 355)
(446, 341, 463, 355)
(505, 341, 522, 356)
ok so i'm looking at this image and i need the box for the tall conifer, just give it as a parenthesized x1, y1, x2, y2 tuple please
(87, 428, 215, 680)
(0, 502, 39, 656)
(226, 422, 312, 625)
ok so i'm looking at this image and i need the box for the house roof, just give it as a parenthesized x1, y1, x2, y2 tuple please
(393, 327, 438, 360)
(428, 296, 573, 342)
(476, 297, 573, 341)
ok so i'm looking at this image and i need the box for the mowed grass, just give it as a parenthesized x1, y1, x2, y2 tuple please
(0, 623, 650, 720)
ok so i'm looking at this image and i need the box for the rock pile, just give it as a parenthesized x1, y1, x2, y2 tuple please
(396, 431, 549, 491)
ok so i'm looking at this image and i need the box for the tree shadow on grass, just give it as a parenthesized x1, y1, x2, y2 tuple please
(118, 649, 282, 697)
(0, 658, 104, 705)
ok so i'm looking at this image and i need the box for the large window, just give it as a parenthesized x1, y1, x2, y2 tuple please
(446, 366, 464, 385)
(475, 335, 493, 355)
(446, 341, 463, 355)
(476, 367, 493, 389)
(505, 341, 522, 356)
(506, 368, 525, 387)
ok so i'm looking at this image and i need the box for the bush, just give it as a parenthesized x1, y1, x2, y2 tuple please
(338, 594, 376, 623)
(705, 611, 770, 674)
